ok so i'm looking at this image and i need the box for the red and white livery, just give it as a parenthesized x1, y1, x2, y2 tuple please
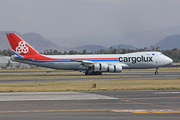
(6, 33, 173, 75)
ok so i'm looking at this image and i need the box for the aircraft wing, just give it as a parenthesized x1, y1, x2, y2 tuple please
(71, 60, 94, 67)
(71, 59, 129, 68)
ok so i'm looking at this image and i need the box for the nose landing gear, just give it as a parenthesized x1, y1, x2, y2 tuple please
(155, 67, 159, 75)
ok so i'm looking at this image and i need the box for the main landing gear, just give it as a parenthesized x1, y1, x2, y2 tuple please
(155, 67, 159, 75)
(85, 71, 102, 75)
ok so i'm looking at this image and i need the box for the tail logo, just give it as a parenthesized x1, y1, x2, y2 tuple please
(16, 41, 29, 54)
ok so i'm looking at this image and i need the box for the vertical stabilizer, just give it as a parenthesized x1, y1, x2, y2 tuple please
(6, 33, 40, 57)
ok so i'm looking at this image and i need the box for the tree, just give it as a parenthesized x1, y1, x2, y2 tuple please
(63, 51, 68, 55)
(150, 46, 155, 51)
(155, 47, 160, 51)
(82, 49, 87, 54)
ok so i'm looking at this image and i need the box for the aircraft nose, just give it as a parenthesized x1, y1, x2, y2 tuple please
(170, 58, 173, 63)
(166, 57, 173, 64)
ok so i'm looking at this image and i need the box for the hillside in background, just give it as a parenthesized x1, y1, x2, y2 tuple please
(72, 44, 137, 52)
(111, 44, 136, 50)
(154, 35, 180, 50)
(48, 25, 180, 48)
(21, 33, 67, 52)
(73, 44, 107, 52)
(0, 31, 67, 52)
(0, 31, 137, 52)
(1, 30, 180, 53)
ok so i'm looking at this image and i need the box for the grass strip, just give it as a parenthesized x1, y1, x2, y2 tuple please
(0, 79, 180, 92)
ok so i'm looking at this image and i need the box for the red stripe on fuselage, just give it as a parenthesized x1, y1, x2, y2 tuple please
(22, 54, 118, 61)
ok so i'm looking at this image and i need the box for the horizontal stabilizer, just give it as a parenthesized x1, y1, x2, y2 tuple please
(11, 55, 34, 61)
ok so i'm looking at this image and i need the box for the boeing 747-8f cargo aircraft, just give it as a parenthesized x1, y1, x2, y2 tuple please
(6, 33, 173, 75)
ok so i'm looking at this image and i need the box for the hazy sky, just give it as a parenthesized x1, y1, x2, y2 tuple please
(1, 0, 180, 47)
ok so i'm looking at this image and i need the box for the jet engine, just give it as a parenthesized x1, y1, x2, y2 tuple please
(93, 63, 122, 72)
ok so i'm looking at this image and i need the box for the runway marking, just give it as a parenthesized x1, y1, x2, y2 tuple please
(111, 109, 180, 114)
(118, 99, 180, 110)
(155, 92, 180, 94)
(1, 109, 180, 114)
(119, 96, 180, 100)
(0, 92, 118, 101)
(137, 100, 178, 109)
(0, 109, 109, 114)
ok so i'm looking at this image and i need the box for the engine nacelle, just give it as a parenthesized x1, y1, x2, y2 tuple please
(100, 63, 109, 71)
(93, 63, 108, 72)
(93, 63, 100, 71)
(93, 63, 122, 73)
(108, 64, 122, 72)
(108, 65, 114, 72)
(115, 65, 122, 72)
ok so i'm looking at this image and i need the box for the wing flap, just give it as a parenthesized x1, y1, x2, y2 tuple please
(71, 60, 93, 67)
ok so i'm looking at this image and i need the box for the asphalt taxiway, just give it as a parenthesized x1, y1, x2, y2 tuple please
(0, 72, 180, 83)
(0, 90, 180, 120)
(0, 71, 180, 119)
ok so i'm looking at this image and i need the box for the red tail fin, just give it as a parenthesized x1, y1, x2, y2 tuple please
(6, 33, 40, 57)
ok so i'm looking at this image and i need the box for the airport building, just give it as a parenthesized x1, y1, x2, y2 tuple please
(0, 56, 30, 68)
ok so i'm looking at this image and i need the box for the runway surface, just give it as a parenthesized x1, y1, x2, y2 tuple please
(0, 71, 180, 119)
(0, 90, 180, 120)
(0, 72, 180, 83)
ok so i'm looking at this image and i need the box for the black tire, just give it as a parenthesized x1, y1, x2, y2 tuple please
(90, 72, 94, 75)
(98, 72, 102, 75)
(85, 72, 89, 75)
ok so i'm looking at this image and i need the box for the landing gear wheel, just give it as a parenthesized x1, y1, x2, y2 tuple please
(90, 72, 94, 75)
(98, 72, 102, 75)
(85, 71, 102, 75)
(155, 71, 158, 75)
(155, 67, 159, 75)
(85, 71, 94, 75)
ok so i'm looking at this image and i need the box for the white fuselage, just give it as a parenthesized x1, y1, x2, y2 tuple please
(12, 51, 173, 71)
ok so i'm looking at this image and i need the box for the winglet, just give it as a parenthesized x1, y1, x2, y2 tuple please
(6, 33, 40, 57)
